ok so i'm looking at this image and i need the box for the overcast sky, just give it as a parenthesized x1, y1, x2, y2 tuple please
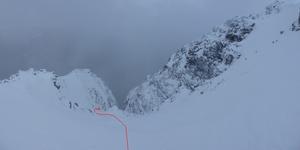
(0, 0, 272, 102)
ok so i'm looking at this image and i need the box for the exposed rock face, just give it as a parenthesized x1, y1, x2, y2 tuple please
(124, 16, 256, 114)
(298, 9, 300, 24)
(124, 1, 298, 114)
(291, 9, 300, 31)
(265, 0, 284, 15)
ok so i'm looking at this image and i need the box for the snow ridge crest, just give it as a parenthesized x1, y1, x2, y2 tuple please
(124, 15, 256, 114)
(0, 69, 117, 112)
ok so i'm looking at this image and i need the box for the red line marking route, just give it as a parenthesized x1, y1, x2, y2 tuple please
(94, 106, 130, 150)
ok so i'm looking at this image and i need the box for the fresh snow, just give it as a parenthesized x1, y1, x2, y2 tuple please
(55, 69, 116, 111)
(124, 0, 299, 114)
(0, 1, 300, 150)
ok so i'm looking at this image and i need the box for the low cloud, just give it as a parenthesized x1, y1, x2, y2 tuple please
(0, 0, 272, 102)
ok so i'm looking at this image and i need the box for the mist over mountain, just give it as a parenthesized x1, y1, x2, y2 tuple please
(0, 0, 272, 101)
(0, 1, 300, 150)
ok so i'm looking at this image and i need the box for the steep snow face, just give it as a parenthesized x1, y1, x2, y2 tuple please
(126, 1, 300, 149)
(124, 0, 300, 114)
(0, 69, 116, 111)
(0, 69, 123, 150)
(125, 13, 256, 114)
(54, 69, 116, 111)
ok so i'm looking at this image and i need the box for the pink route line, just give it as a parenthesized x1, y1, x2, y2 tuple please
(93, 106, 130, 150)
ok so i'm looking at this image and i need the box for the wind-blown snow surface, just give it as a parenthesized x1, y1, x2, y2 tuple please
(1, 1, 300, 150)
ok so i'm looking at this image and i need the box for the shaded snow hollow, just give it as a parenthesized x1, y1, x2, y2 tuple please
(0, 1, 300, 150)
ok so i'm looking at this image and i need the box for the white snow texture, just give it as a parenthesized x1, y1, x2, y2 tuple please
(0, 1, 300, 150)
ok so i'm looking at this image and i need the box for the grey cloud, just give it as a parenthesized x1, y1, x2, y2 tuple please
(0, 0, 273, 103)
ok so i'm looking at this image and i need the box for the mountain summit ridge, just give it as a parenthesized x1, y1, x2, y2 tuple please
(0, 68, 116, 111)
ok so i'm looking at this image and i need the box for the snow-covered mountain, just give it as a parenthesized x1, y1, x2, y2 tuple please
(54, 69, 116, 111)
(124, 0, 300, 114)
(0, 1, 300, 150)
(0, 69, 124, 150)
(0, 69, 116, 111)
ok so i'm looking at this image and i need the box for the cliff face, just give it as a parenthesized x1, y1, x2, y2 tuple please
(291, 8, 300, 31)
(125, 16, 256, 114)
(124, 1, 299, 114)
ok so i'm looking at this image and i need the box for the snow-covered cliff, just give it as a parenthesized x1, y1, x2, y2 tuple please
(0, 69, 116, 112)
(54, 69, 116, 111)
(124, 0, 300, 114)
(0, 1, 300, 150)
(0, 69, 123, 150)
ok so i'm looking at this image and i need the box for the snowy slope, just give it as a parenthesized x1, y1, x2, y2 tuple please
(55, 69, 116, 111)
(0, 69, 121, 150)
(0, 68, 117, 114)
(127, 1, 300, 149)
(124, 0, 300, 114)
(0, 1, 300, 150)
